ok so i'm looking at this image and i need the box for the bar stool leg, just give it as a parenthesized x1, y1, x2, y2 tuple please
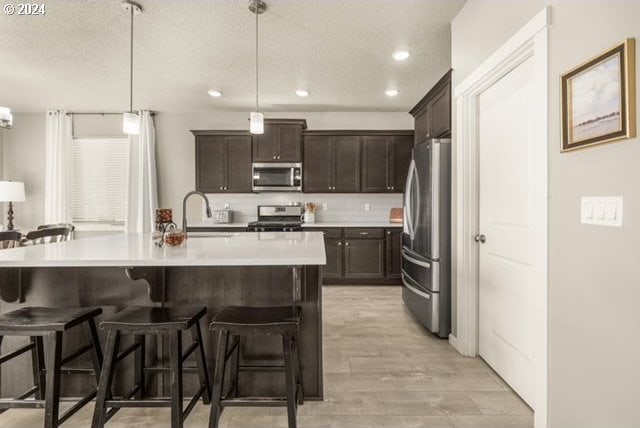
(44, 331, 63, 428)
(293, 333, 304, 405)
(134, 335, 146, 399)
(85, 318, 104, 389)
(30, 336, 46, 400)
(92, 330, 121, 428)
(209, 330, 229, 428)
(282, 333, 298, 428)
(190, 321, 211, 404)
(228, 335, 240, 398)
(169, 330, 184, 428)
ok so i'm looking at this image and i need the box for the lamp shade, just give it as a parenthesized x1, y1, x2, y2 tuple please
(123, 112, 140, 135)
(249, 111, 264, 135)
(0, 181, 25, 202)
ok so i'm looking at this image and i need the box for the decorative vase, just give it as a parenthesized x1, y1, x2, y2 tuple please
(304, 212, 315, 223)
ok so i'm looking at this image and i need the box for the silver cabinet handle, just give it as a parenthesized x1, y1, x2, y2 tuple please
(387, 231, 391, 235)
(359, 232, 369, 235)
(345, 242, 350, 246)
(337, 242, 342, 246)
(474, 234, 486, 243)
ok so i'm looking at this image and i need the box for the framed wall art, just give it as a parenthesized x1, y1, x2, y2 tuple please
(561, 38, 636, 152)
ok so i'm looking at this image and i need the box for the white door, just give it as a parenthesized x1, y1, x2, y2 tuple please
(477, 55, 545, 407)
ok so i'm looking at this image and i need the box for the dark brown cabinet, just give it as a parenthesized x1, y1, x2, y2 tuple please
(303, 134, 360, 193)
(386, 228, 402, 279)
(344, 238, 385, 279)
(361, 134, 413, 193)
(193, 131, 252, 193)
(323, 238, 344, 279)
(410, 70, 452, 145)
(252, 119, 306, 162)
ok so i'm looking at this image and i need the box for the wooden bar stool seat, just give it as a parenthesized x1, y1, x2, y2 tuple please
(209, 305, 303, 428)
(92, 306, 211, 428)
(0, 306, 104, 428)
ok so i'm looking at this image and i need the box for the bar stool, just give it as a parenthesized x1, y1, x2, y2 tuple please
(92, 306, 211, 428)
(0, 306, 104, 428)
(209, 305, 303, 428)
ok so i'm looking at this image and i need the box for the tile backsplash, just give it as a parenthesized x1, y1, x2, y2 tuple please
(204, 193, 403, 223)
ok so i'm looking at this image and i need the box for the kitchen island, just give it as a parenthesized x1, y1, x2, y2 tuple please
(0, 231, 326, 400)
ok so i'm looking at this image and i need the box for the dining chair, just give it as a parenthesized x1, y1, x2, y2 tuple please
(22, 227, 71, 245)
(0, 231, 22, 249)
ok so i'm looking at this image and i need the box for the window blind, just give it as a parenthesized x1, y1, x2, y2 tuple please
(71, 138, 129, 223)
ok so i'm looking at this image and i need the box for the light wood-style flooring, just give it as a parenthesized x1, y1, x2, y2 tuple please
(0, 286, 533, 427)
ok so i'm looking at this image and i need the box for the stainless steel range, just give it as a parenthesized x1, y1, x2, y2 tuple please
(247, 205, 304, 232)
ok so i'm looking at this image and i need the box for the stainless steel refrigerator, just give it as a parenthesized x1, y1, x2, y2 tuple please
(402, 139, 451, 338)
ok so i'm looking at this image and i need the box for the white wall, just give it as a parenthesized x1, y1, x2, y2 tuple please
(450, 0, 547, 338)
(547, 1, 640, 426)
(2, 111, 412, 229)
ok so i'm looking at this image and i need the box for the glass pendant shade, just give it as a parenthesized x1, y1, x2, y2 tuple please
(250, 111, 264, 135)
(123, 111, 140, 135)
(0, 107, 13, 129)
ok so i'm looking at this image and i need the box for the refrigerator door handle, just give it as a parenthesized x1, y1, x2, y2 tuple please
(402, 273, 431, 300)
(412, 165, 420, 239)
(404, 160, 416, 238)
(402, 250, 431, 268)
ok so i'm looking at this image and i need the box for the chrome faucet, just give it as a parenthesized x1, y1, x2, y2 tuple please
(182, 190, 212, 237)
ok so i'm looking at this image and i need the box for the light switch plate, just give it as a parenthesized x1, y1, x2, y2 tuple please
(581, 197, 623, 227)
(322, 203, 328, 211)
(364, 203, 371, 211)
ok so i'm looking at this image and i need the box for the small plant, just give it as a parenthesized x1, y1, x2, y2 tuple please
(306, 202, 318, 213)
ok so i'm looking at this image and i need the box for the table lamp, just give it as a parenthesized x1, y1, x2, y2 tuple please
(0, 181, 25, 231)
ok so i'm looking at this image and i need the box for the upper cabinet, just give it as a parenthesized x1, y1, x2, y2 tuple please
(252, 119, 307, 162)
(303, 133, 361, 193)
(410, 70, 452, 145)
(361, 133, 413, 193)
(193, 131, 252, 193)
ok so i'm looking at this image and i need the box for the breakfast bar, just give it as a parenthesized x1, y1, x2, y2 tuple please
(0, 231, 326, 401)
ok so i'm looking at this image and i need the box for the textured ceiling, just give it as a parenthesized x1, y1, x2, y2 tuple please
(0, 0, 465, 113)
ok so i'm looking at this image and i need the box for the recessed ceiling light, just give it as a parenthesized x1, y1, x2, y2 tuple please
(385, 89, 399, 97)
(392, 50, 410, 61)
(208, 89, 223, 97)
(296, 89, 309, 97)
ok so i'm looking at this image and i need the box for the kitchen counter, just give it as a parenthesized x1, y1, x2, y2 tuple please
(0, 231, 326, 268)
(0, 232, 325, 400)
(189, 222, 404, 229)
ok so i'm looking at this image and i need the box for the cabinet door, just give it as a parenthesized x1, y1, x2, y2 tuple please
(361, 136, 390, 192)
(428, 84, 451, 138)
(386, 229, 402, 279)
(196, 136, 226, 193)
(276, 124, 303, 162)
(414, 111, 429, 146)
(392, 135, 414, 192)
(252, 124, 277, 162)
(303, 136, 333, 192)
(323, 238, 344, 279)
(344, 239, 385, 279)
(333, 136, 361, 192)
(225, 136, 253, 192)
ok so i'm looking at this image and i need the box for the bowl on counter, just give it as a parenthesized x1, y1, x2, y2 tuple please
(164, 229, 186, 247)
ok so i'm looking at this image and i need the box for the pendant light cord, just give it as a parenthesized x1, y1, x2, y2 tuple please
(129, 5, 134, 113)
(255, 0, 259, 112)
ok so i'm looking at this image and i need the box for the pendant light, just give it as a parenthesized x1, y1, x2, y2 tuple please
(122, 0, 142, 135)
(249, 0, 266, 135)
(0, 107, 12, 129)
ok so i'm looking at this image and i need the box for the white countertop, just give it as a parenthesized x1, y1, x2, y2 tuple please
(0, 232, 326, 268)
(189, 222, 403, 229)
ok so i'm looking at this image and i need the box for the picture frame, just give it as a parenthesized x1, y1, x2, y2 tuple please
(561, 38, 636, 152)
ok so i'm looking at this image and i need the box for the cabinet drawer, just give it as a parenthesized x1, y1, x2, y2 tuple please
(344, 228, 384, 239)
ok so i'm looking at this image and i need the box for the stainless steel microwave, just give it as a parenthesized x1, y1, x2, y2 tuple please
(252, 163, 302, 192)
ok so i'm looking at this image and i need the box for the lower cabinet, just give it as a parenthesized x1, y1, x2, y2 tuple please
(344, 239, 385, 279)
(309, 227, 402, 284)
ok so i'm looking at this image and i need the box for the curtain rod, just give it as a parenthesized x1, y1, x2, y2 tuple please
(64, 111, 155, 116)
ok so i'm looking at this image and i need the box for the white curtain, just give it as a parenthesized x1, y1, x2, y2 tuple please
(44, 110, 72, 224)
(125, 111, 158, 233)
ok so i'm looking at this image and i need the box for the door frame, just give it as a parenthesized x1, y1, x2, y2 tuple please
(452, 7, 549, 428)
